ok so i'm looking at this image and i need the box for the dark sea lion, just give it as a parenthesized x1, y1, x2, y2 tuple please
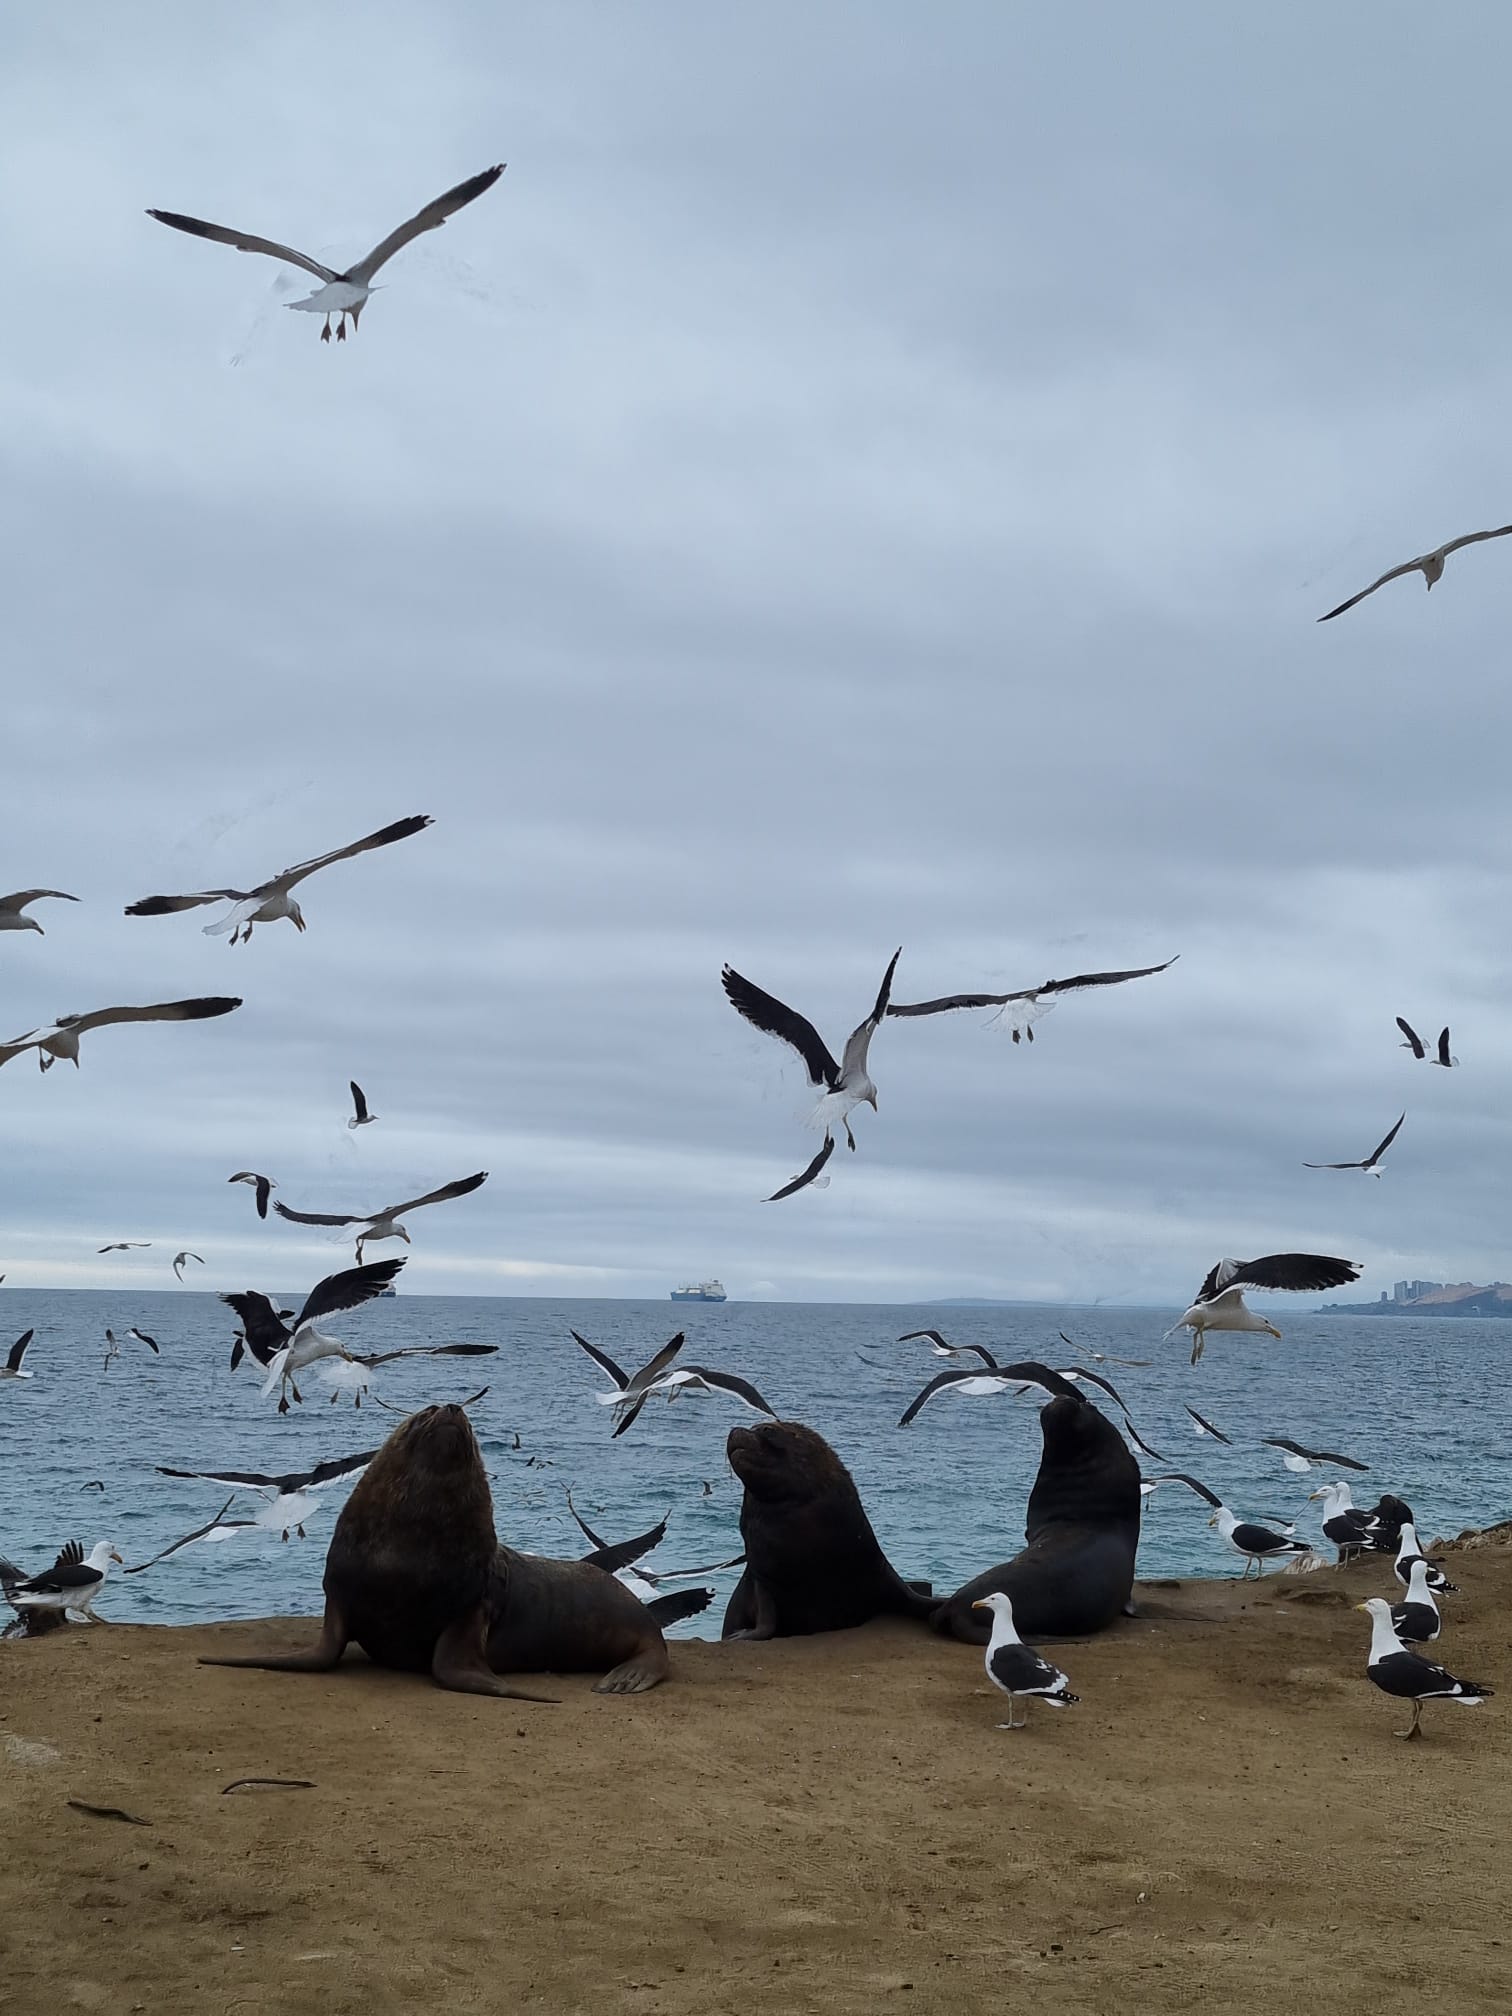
(200, 1403, 553, 1700)
(721, 1420, 936, 1639)
(933, 1394, 1141, 1643)
(484, 1547, 701, 1693)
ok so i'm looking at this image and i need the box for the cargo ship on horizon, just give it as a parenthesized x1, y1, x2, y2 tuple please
(671, 1279, 727, 1303)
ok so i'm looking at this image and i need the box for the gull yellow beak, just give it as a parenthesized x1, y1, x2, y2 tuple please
(1355, 1601, 1371, 1613)
(1207, 1513, 1218, 1527)
(972, 1598, 989, 1612)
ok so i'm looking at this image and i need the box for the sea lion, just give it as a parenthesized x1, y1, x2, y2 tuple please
(721, 1420, 936, 1639)
(200, 1403, 553, 1700)
(485, 1547, 704, 1693)
(932, 1394, 1141, 1643)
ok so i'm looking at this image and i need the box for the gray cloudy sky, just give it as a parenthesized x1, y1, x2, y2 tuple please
(4, 3, 1511, 1303)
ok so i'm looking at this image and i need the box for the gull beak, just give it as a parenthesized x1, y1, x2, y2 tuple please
(1307, 1489, 1324, 1502)
(971, 1598, 989, 1612)
(1207, 1513, 1218, 1527)
(110, 1548, 124, 1565)
(1266, 1323, 1282, 1340)
(1355, 1601, 1371, 1613)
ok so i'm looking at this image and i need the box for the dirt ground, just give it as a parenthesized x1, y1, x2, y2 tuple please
(1, 1536, 1508, 2016)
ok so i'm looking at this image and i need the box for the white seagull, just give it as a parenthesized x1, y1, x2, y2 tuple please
(146, 165, 505, 343)
(1261, 1436, 1368, 1475)
(272, 1169, 488, 1261)
(173, 1250, 205, 1282)
(229, 1256, 403, 1412)
(897, 1329, 1000, 1368)
(0, 996, 241, 1072)
(1396, 1018, 1457, 1069)
(0, 1540, 123, 1623)
(155, 1450, 375, 1541)
(887, 956, 1177, 1043)
(570, 1329, 686, 1439)
(347, 1081, 376, 1129)
(1304, 1112, 1405, 1178)
(228, 1171, 277, 1220)
(1171, 1253, 1361, 1363)
(722, 948, 901, 1154)
(0, 890, 78, 935)
(0, 1330, 35, 1381)
(898, 1360, 1082, 1428)
(98, 1242, 151, 1255)
(124, 814, 432, 944)
(104, 1327, 159, 1361)
(972, 1593, 1079, 1729)
(1357, 1598, 1493, 1740)
(634, 1365, 779, 1426)
(1318, 526, 1512, 622)
(1144, 1473, 1315, 1576)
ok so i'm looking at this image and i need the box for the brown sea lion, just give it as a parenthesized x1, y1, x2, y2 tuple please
(721, 1420, 936, 1639)
(485, 1547, 705, 1693)
(932, 1394, 1141, 1643)
(199, 1403, 554, 1700)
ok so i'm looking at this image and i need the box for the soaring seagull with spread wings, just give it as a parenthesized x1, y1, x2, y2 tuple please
(124, 814, 432, 945)
(571, 1329, 686, 1439)
(224, 1258, 401, 1411)
(155, 1450, 375, 1541)
(887, 956, 1176, 1042)
(1317, 525, 1512, 622)
(0, 890, 78, 935)
(228, 1171, 276, 1220)
(722, 948, 901, 1155)
(147, 165, 505, 343)
(1263, 1436, 1368, 1475)
(1396, 1018, 1456, 1068)
(0, 996, 241, 1072)
(1172, 1253, 1361, 1362)
(273, 1170, 488, 1261)
(1304, 1112, 1405, 1178)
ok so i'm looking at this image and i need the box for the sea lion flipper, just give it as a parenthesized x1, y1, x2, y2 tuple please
(725, 1578, 779, 1642)
(592, 1647, 670, 1694)
(199, 1597, 350, 1672)
(432, 1606, 558, 1702)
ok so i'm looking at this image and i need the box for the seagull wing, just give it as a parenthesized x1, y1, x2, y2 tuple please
(272, 1200, 367, 1227)
(1261, 1437, 1306, 1458)
(1437, 1028, 1453, 1067)
(124, 1496, 249, 1573)
(1309, 1447, 1370, 1472)
(157, 1464, 283, 1494)
(229, 1173, 274, 1219)
(1317, 557, 1428, 622)
(1215, 1254, 1360, 1295)
(146, 209, 339, 282)
(1057, 1364, 1127, 1411)
(350, 1081, 369, 1123)
(220, 1291, 290, 1361)
(992, 1361, 1087, 1405)
(1303, 1160, 1364, 1169)
(1366, 1113, 1406, 1165)
(124, 888, 252, 917)
(838, 948, 902, 1081)
(766, 1133, 835, 1200)
(291, 1257, 405, 1334)
(349, 1343, 498, 1366)
(721, 967, 839, 1088)
(1186, 1405, 1233, 1444)
(1122, 1419, 1168, 1463)
(382, 1170, 489, 1216)
(1439, 523, 1512, 557)
(626, 1335, 686, 1394)
(344, 165, 506, 284)
(5, 1331, 34, 1373)
(886, 991, 1014, 1017)
(889, 957, 1175, 1017)
(564, 1491, 613, 1554)
(1396, 1016, 1426, 1058)
(578, 1513, 671, 1575)
(302, 1451, 378, 1490)
(898, 1329, 953, 1348)
(662, 1368, 778, 1417)
(63, 997, 242, 1036)
(1145, 1472, 1222, 1508)
(0, 890, 79, 913)
(898, 1367, 1011, 1426)
(569, 1329, 630, 1390)
(269, 814, 434, 894)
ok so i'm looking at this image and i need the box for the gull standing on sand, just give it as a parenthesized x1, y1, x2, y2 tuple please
(0, 1331, 35, 1381)
(146, 165, 505, 343)
(1357, 1599, 1493, 1739)
(0, 891, 78, 935)
(1393, 1523, 1457, 1596)
(1171, 1253, 1362, 1363)
(722, 949, 901, 1155)
(1144, 1473, 1315, 1577)
(124, 815, 432, 945)
(0, 1541, 122, 1623)
(273, 1169, 488, 1261)
(570, 1329, 686, 1439)
(972, 1593, 1079, 1729)
(0, 997, 241, 1072)
(173, 1251, 204, 1282)
(1391, 1560, 1443, 1649)
(1304, 1112, 1405, 1178)
(1309, 1482, 1378, 1561)
(228, 1172, 277, 1220)
(887, 957, 1177, 1043)
(1396, 1018, 1457, 1068)
(1317, 525, 1512, 622)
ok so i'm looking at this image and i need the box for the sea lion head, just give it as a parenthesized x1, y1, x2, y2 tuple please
(1025, 1394, 1141, 1536)
(727, 1420, 847, 1503)
(342, 1402, 493, 1534)
(389, 1401, 480, 1467)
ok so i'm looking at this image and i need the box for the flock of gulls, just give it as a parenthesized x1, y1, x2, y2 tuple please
(1, 156, 1503, 1749)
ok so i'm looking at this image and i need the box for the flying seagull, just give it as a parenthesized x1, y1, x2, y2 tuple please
(0, 891, 78, 935)
(0, 996, 241, 1072)
(0, 1331, 35, 1381)
(1059, 1330, 1150, 1369)
(1171, 1253, 1361, 1363)
(173, 1251, 204, 1282)
(1262, 1436, 1368, 1475)
(1396, 1018, 1456, 1068)
(898, 1360, 1083, 1428)
(722, 948, 901, 1153)
(0, 1540, 122, 1623)
(223, 1256, 404, 1412)
(272, 1169, 488, 1261)
(973, 1593, 1079, 1729)
(886, 957, 1177, 1042)
(633, 1365, 779, 1426)
(124, 814, 432, 945)
(1317, 526, 1512, 622)
(1184, 1404, 1232, 1445)
(146, 164, 505, 343)
(1357, 1599, 1493, 1740)
(155, 1450, 374, 1541)
(765, 1132, 835, 1201)
(125, 1496, 255, 1574)
(128, 1327, 161, 1354)
(571, 1329, 686, 1438)
(98, 1242, 150, 1255)
(348, 1081, 376, 1129)
(302, 1340, 498, 1410)
(228, 1171, 276, 1220)
(897, 1329, 1000, 1368)
(1304, 1112, 1405, 1177)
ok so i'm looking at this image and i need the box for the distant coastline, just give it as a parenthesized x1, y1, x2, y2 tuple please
(1323, 1280, 1512, 1318)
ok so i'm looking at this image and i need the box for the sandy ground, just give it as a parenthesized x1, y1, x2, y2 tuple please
(1, 1535, 1509, 2016)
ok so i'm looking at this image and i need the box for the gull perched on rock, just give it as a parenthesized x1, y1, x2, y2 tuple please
(124, 814, 432, 945)
(0, 890, 78, 935)
(0, 997, 241, 1071)
(147, 165, 505, 343)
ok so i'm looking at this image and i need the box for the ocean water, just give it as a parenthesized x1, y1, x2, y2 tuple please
(0, 1291, 1507, 1636)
